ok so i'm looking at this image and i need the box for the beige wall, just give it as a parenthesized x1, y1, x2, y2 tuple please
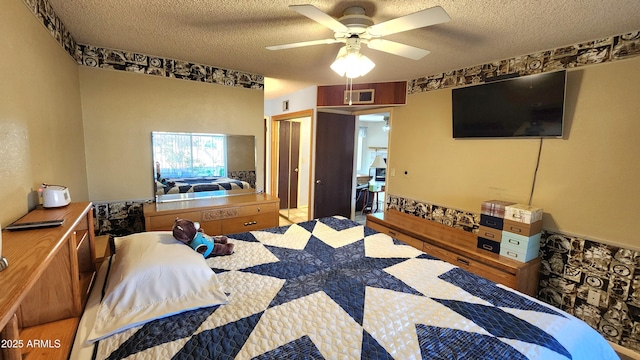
(389, 57, 640, 248)
(0, 0, 88, 226)
(79, 67, 265, 201)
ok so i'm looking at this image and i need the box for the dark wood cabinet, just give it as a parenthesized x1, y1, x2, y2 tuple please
(317, 81, 407, 107)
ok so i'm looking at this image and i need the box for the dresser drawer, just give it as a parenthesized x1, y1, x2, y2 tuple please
(503, 219, 542, 236)
(199, 220, 222, 235)
(148, 211, 201, 231)
(222, 213, 278, 234)
(422, 242, 516, 288)
(238, 202, 277, 217)
(367, 221, 424, 251)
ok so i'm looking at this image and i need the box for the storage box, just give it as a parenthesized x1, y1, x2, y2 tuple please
(500, 231, 541, 262)
(481, 200, 516, 218)
(480, 214, 504, 230)
(504, 204, 543, 224)
(503, 219, 542, 236)
(478, 225, 502, 242)
(477, 237, 500, 254)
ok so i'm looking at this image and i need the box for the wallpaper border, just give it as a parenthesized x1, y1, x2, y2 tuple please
(408, 31, 640, 94)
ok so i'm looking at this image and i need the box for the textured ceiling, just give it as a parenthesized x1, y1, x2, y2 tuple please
(46, 0, 640, 99)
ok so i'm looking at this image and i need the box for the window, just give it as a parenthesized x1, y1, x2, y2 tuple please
(153, 132, 226, 179)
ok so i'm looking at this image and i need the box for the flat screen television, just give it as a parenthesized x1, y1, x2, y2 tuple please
(452, 71, 566, 138)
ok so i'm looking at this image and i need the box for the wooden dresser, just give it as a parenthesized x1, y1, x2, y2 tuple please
(0, 202, 96, 360)
(144, 193, 280, 234)
(366, 210, 541, 297)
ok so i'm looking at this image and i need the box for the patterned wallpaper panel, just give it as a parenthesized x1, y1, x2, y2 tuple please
(539, 230, 640, 351)
(386, 194, 480, 233)
(94, 201, 146, 237)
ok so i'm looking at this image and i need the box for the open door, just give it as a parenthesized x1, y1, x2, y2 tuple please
(271, 110, 313, 223)
(314, 112, 355, 218)
(278, 121, 300, 211)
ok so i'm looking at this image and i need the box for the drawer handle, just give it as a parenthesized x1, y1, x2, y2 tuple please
(484, 232, 494, 238)
(387, 230, 397, 236)
(487, 221, 497, 226)
(509, 226, 522, 233)
(482, 244, 493, 251)
(457, 258, 470, 266)
(244, 221, 258, 226)
(508, 239, 520, 245)
(507, 251, 518, 258)
(257, 207, 261, 212)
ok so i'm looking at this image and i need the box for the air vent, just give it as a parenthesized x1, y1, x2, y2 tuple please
(344, 89, 375, 104)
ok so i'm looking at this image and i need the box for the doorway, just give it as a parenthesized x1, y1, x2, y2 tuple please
(355, 111, 390, 219)
(271, 110, 313, 223)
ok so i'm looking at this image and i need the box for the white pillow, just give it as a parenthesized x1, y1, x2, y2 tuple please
(87, 231, 227, 343)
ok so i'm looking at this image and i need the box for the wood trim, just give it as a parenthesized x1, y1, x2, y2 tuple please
(270, 109, 314, 221)
(0, 314, 20, 360)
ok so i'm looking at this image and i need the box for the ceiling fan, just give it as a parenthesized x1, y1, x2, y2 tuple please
(266, 4, 451, 64)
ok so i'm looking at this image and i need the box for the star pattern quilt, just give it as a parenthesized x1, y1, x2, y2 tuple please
(88, 216, 617, 359)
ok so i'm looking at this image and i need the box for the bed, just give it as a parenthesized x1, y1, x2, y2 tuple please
(156, 176, 252, 195)
(71, 216, 618, 359)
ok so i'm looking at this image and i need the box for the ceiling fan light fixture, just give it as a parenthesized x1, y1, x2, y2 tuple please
(330, 46, 375, 78)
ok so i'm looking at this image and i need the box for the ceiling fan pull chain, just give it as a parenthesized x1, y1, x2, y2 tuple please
(349, 77, 353, 105)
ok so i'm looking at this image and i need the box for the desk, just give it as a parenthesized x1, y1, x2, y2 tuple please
(361, 184, 385, 214)
(0, 202, 96, 359)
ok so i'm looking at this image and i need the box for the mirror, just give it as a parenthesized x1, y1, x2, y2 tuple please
(152, 131, 257, 202)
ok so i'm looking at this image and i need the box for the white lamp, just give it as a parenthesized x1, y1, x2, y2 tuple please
(369, 155, 387, 169)
(330, 37, 375, 78)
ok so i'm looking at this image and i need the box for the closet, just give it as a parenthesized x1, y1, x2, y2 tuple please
(277, 120, 301, 220)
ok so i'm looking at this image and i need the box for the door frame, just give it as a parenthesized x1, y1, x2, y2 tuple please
(270, 109, 314, 221)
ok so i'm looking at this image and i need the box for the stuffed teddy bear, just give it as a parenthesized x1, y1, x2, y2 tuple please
(172, 218, 234, 257)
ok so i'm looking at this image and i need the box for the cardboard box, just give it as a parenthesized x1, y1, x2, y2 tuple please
(500, 231, 541, 262)
(503, 219, 542, 236)
(480, 214, 504, 230)
(478, 225, 503, 242)
(504, 204, 543, 224)
(477, 237, 500, 254)
(481, 200, 516, 218)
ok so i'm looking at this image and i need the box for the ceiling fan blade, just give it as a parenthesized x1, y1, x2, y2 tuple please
(266, 38, 342, 50)
(366, 39, 430, 60)
(367, 6, 451, 37)
(289, 4, 349, 33)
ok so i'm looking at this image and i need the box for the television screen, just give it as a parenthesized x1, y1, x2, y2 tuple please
(452, 71, 566, 138)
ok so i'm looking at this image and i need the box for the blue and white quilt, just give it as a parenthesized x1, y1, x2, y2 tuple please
(90, 216, 617, 359)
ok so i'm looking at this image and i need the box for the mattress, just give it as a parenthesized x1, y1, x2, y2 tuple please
(71, 216, 618, 359)
(156, 177, 251, 195)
